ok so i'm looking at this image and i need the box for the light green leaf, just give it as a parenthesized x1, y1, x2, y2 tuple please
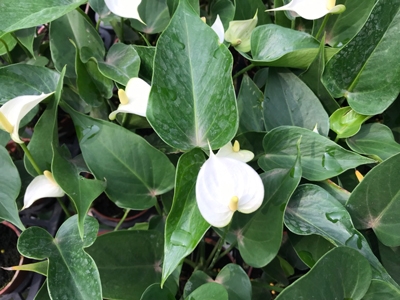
(346, 153, 400, 247)
(63, 104, 175, 210)
(264, 68, 329, 136)
(323, 0, 400, 115)
(0, 33, 17, 55)
(0, 146, 24, 231)
(259, 126, 375, 181)
(346, 123, 400, 161)
(8, 260, 48, 276)
(0, 0, 86, 35)
(162, 149, 209, 285)
(50, 9, 105, 78)
(330, 106, 371, 139)
(17, 216, 101, 300)
(86, 230, 164, 300)
(147, 0, 238, 151)
(276, 247, 371, 300)
(284, 184, 395, 284)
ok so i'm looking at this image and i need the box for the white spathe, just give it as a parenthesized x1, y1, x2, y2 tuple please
(109, 77, 151, 120)
(23, 171, 65, 209)
(266, 0, 338, 20)
(0, 93, 54, 144)
(104, 0, 145, 23)
(196, 146, 264, 227)
(211, 15, 225, 44)
(216, 140, 254, 163)
(224, 13, 258, 52)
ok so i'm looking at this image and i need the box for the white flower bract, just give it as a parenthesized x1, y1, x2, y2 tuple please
(0, 93, 54, 143)
(196, 146, 264, 227)
(216, 140, 254, 163)
(266, 0, 338, 20)
(104, 0, 145, 23)
(23, 171, 65, 209)
(211, 15, 225, 44)
(109, 77, 151, 120)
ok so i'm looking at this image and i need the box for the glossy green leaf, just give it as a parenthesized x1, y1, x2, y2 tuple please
(24, 67, 65, 176)
(249, 25, 338, 68)
(96, 43, 141, 85)
(290, 234, 335, 268)
(379, 242, 400, 285)
(346, 123, 400, 161)
(209, 0, 235, 30)
(299, 34, 339, 115)
(346, 153, 400, 247)
(236, 75, 264, 134)
(86, 230, 163, 300)
(234, 0, 270, 25)
(187, 282, 229, 300)
(313, 0, 375, 47)
(183, 271, 212, 298)
(50, 9, 105, 78)
(284, 184, 395, 283)
(215, 264, 252, 300)
(276, 247, 371, 300)
(0, 65, 59, 104)
(233, 147, 301, 267)
(316, 180, 350, 206)
(323, 0, 400, 115)
(140, 283, 175, 300)
(130, 0, 170, 34)
(162, 149, 209, 285)
(63, 104, 175, 210)
(330, 106, 371, 139)
(52, 147, 106, 238)
(17, 216, 101, 300)
(362, 279, 400, 300)
(14, 27, 36, 57)
(0, 33, 17, 55)
(147, 0, 238, 151)
(0, 0, 86, 35)
(259, 126, 375, 181)
(0, 146, 24, 231)
(264, 68, 329, 136)
(133, 45, 155, 82)
(35, 281, 51, 300)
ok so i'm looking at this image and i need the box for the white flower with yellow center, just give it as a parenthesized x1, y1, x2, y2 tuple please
(266, 0, 345, 20)
(216, 140, 254, 163)
(104, 0, 145, 23)
(224, 13, 258, 53)
(0, 93, 54, 144)
(109, 77, 151, 120)
(23, 171, 65, 209)
(196, 144, 264, 227)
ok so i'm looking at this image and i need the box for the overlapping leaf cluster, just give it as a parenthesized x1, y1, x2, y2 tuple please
(1, 0, 400, 299)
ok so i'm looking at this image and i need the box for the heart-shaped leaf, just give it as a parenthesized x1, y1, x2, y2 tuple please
(215, 264, 252, 300)
(147, 0, 238, 151)
(187, 282, 228, 300)
(346, 153, 400, 247)
(259, 126, 375, 181)
(276, 247, 372, 300)
(17, 215, 101, 300)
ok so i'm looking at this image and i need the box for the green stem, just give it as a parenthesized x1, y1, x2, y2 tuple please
(334, 136, 340, 143)
(57, 197, 71, 218)
(207, 224, 231, 271)
(217, 240, 237, 260)
(114, 209, 130, 231)
(154, 201, 162, 216)
(291, 19, 296, 30)
(96, 19, 101, 32)
(138, 32, 151, 46)
(0, 38, 13, 63)
(233, 63, 255, 79)
(184, 258, 197, 269)
(20, 143, 42, 175)
(315, 14, 331, 40)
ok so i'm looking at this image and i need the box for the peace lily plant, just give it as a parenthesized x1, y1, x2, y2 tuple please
(1, 0, 400, 299)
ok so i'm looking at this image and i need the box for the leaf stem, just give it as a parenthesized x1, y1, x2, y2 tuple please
(233, 63, 255, 79)
(114, 209, 130, 231)
(207, 224, 231, 271)
(184, 258, 197, 269)
(217, 240, 237, 260)
(0, 38, 13, 64)
(154, 201, 163, 216)
(315, 14, 331, 40)
(19, 142, 42, 175)
(57, 197, 71, 218)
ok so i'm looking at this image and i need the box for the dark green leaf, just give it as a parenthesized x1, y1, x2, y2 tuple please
(379, 242, 400, 285)
(140, 283, 175, 300)
(86, 230, 163, 300)
(346, 153, 400, 247)
(323, 0, 400, 115)
(276, 247, 371, 300)
(133, 45, 155, 82)
(147, 0, 238, 151)
(63, 104, 175, 210)
(187, 282, 229, 300)
(17, 216, 101, 300)
(259, 126, 375, 181)
(162, 149, 209, 284)
(14, 27, 36, 57)
(215, 264, 252, 300)
(234, 0, 270, 25)
(362, 279, 400, 300)
(0, 33, 17, 55)
(264, 68, 329, 135)
(130, 0, 171, 34)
